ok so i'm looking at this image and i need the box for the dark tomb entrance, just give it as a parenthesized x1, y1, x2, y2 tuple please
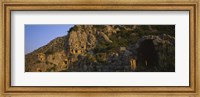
(137, 39, 159, 71)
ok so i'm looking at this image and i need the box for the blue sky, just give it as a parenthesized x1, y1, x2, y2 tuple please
(25, 24, 74, 54)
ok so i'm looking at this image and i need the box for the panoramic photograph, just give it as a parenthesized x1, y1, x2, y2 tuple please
(25, 25, 175, 72)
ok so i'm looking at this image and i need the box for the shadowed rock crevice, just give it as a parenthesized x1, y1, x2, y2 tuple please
(137, 39, 159, 71)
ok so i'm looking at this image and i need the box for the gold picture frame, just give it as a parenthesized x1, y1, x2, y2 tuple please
(0, 0, 199, 97)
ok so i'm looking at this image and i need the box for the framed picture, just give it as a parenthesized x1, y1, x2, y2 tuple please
(0, 0, 199, 97)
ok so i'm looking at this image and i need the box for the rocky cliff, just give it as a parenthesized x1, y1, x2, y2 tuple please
(25, 25, 175, 72)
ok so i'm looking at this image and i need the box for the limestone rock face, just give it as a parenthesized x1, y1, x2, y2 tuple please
(99, 32, 112, 43)
(66, 25, 118, 56)
(25, 35, 69, 72)
(25, 25, 175, 72)
(26, 50, 69, 72)
(87, 33, 97, 50)
(136, 34, 175, 48)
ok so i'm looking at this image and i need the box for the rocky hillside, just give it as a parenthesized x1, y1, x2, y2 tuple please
(25, 25, 175, 72)
(25, 35, 67, 72)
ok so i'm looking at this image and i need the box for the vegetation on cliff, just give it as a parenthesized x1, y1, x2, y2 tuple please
(25, 25, 175, 72)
